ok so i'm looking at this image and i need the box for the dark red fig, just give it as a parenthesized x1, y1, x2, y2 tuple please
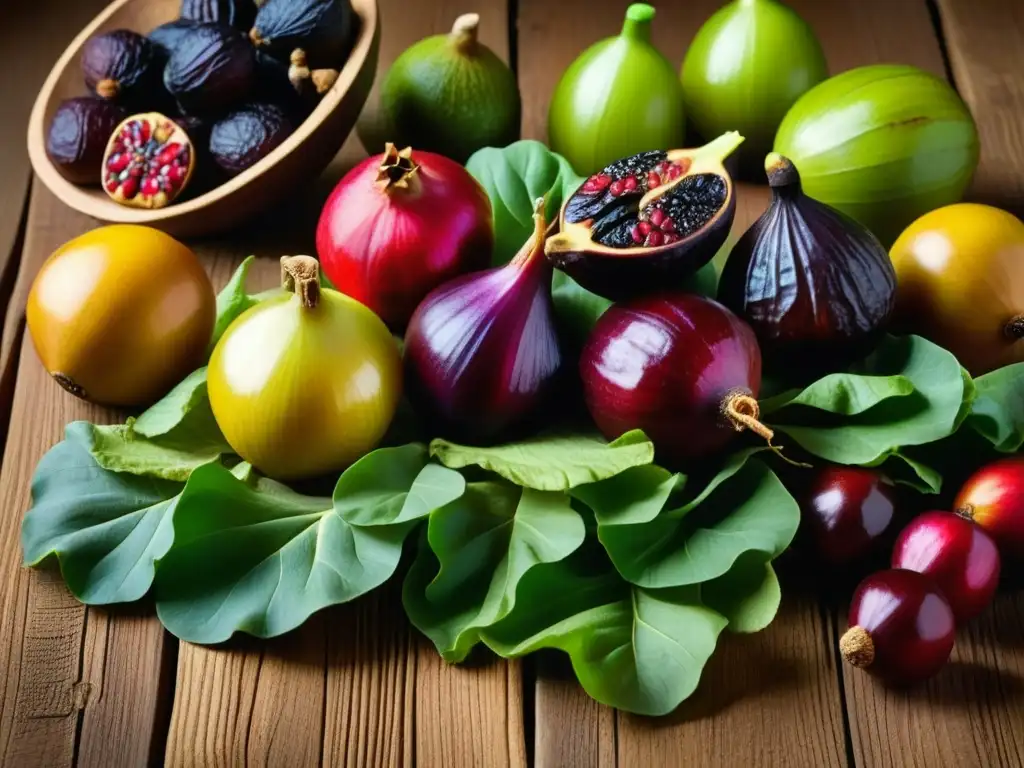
(718, 154, 896, 375)
(81, 29, 166, 106)
(45, 97, 127, 185)
(163, 23, 257, 116)
(891, 510, 1000, 623)
(544, 132, 743, 301)
(102, 113, 195, 209)
(181, 0, 257, 31)
(840, 568, 955, 686)
(579, 293, 777, 467)
(403, 199, 562, 444)
(208, 103, 295, 177)
(800, 466, 896, 566)
(251, 0, 355, 67)
(954, 456, 1024, 557)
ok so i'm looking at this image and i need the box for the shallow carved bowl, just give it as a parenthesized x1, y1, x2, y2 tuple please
(27, 0, 379, 238)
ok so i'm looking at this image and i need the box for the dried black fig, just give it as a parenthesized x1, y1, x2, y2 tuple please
(164, 23, 257, 116)
(181, 0, 257, 31)
(208, 103, 295, 176)
(252, 50, 310, 119)
(81, 29, 166, 106)
(45, 97, 128, 185)
(717, 154, 897, 373)
(250, 0, 355, 67)
(148, 19, 202, 55)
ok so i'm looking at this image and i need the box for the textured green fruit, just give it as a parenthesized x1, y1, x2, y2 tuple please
(774, 64, 980, 247)
(375, 13, 520, 164)
(548, 3, 685, 177)
(680, 0, 827, 167)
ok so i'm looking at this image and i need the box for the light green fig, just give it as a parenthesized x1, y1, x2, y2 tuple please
(547, 3, 685, 177)
(680, 0, 827, 169)
(774, 64, 980, 247)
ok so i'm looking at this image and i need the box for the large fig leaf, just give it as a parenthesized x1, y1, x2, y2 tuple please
(966, 362, 1024, 453)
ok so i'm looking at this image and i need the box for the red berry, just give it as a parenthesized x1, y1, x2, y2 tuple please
(892, 510, 1000, 623)
(954, 456, 1024, 557)
(637, 221, 652, 236)
(800, 466, 896, 565)
(647, 171, 661, 188)
(609, 179, 625, 197)
(623, 176, 638, 191)
(646, 231, 663, 247)
(649, 208, 665, 227)
(840, 568, 955, 685)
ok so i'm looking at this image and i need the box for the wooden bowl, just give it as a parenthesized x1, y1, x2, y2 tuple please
(27, 0, 379, 238)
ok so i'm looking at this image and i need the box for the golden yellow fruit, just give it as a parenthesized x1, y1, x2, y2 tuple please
(26, 224, 215, 407)
(207, 256, 402, 481)
(889, 203, 1024, 376)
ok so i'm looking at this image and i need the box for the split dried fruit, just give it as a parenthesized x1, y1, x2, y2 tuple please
(102, 113, 195, 209)
(81, 29, 166, 106)
(180, 0, 257, 30)
(208, 103, 295, 177)
(163, 23, 256, 115)
(251, 0, 355, 67)
(46, 97, 127, 185)
(545, 132, 743, 300)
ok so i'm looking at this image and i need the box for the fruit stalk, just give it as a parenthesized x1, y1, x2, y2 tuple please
(449, 13, 481, 53)
(621, 3, 655, 43)
(281, 255, 321, 309)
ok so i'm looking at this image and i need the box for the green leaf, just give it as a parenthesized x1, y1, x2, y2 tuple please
(154, 450, 465, 643)
(551, 272, 613, 341)
(133, 368, 212, 438)
(762, 335, 968, 469)
(465, 140, 583, 266)
(588, 454, 800, 588)
(403, 483, 585, 662)
(481, 552, 727, 716)
(211, 256, 261, 349)
(88, 421, 230, 482)
(21, 421, 185, 604)
(429, 429, 655, 491)
(701, 552, 781, 634)
(967, 362, 1024, 452)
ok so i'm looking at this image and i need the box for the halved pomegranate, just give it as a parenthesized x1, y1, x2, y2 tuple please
(102, 112, 195, 209)
(544, 131, 743, 300)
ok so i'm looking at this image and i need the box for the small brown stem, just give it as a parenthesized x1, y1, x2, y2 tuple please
(288, 49, 310, 91)
(52, 373, 87, 401)
(281, 255, 321, 309)
(1004, 314, 1024, 340)
(449, 13, 480, 54)
(311, 69, 339, 94)
(375, 143, 420, 192)
(249, 27, 266, 47)
(722, 391, 811, 468)
(839, 626, 875, 668)
(96, 78, 119, 100)
(955, 503, 976, 522)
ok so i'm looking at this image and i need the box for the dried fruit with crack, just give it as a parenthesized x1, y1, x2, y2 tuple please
(545, 131, 743, 300)
(102, 113, 195, 209)
(81, 29, 167, 107)
(208, 103, 295, 177)
(250, 0, 355, 66)
(46, 97, 128, 185)
(180, 0, 257, 31)
(163, 23, 257, 115)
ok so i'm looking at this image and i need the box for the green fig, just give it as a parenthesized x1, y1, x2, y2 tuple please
(547, 3, 685, 177)
(370, 13, 521, 164)
(680, 0, 827, 170)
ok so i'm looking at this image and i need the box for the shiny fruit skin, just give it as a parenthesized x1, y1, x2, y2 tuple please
(954, 456, 1024, 557)
(888, 203, 1024, 376)
(26, 225, 215, 407)
(548, 4, 685, 177)
(842, 568, 955, 685)
(207, 288, 402, 481)
(580, 293, 761, 466)
(680, 0, 827, 167)
(801, 466, 896, 565)
(774, 64, 979, 248)
(316, 147, 493, 331)
(891, 511, 1000, 624)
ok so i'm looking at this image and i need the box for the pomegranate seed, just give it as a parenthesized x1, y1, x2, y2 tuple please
(118, 177, 139, 199)
(139, 121, 151, 142)
(141, 176, 161, 197)
(647, 171, 661, 188)
(105, 178, 119, 193)
(660, 217, 676, 233)
(107, 153, 130, 173)
(582, 173, 612, 194)
(623, 176, 638, 192)
(637, 221, 652, 236)
(646, 231, 664, 247)
(649, 208, 666, 227)
(631, 226, 644, 244)
(662, 233, 679, 244)
(667, 164, 683, 180)
(609, 179, 625, 197)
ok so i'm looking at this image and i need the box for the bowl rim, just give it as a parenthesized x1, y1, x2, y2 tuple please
(27, 0, 378, 226)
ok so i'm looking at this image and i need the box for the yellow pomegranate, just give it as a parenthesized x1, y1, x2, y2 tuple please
(889, 203, 1024, 376)
(26, 224, 215, 407)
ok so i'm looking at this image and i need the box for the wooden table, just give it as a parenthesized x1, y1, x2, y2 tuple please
(0, 0, 1022, 765)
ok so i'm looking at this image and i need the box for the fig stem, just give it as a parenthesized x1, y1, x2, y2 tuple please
(955, 503, 976, 522)
(765, 153, 802, 194)
(281, 256, 321, 309)
(512, 197, 549, 267)
(96, 78, 119, 100)
(722, 393, 812, 468)
(1004, 314, 1024, 340)
(839, 626, 875, 669)
(450, 13, 480, 53)
(622, 3, 655, 42)
(375, 143, 420, 192)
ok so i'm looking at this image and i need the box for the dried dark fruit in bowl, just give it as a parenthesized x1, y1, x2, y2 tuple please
(102, 113, 195, 209)
(148, 19, 202, 55)
(46, 97, 127, 185)
(208, 103, 295, 177)
(81, 29, 166, 106)
(250, 0, 356, 66)
(164, 23, 256, 115)
(544, 132, 743, 301)
(180, 0, 257, 31)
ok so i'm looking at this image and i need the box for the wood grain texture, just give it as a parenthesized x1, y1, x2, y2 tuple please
(0, 185, 173, 768)
(936, 0, 1024, 217)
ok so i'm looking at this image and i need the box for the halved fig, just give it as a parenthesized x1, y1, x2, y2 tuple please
(102, 112, 195, 209)
(545, 132, 743, 300)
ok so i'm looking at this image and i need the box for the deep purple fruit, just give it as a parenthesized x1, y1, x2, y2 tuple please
(208, 103, 295, 177)
(801, 466, 896, 565)
(180, 0, 257, 30)
(163, 23, 256, 115)
(81, 29, 166, 106)
(46, 97, 128, 185)
(579, 293, 767, 466)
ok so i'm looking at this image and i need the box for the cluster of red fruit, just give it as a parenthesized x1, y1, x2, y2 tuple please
(801, 458, 1024, 686)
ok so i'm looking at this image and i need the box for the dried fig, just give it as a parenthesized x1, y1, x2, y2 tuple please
(164, 23, 256, 115)
(81, 29, 166, 106)
(46, 97, 128, 185)
(252, 50, 310, 119)
(148, 19, 202, 55)
(103, 113, 195, 208)
(208, 103, 295, 176)
(250, 0, 355, 67)
(180, 0, 257, 31)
